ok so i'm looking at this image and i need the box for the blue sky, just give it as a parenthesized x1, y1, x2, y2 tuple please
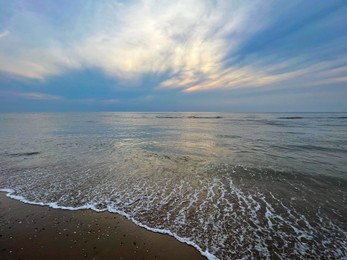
(0, 0, 346, 112)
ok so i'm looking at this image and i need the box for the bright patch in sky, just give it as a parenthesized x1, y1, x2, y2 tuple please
(0, 0, 346, 111)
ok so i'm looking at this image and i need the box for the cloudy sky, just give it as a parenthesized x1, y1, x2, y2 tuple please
(0, 0, 346, 112)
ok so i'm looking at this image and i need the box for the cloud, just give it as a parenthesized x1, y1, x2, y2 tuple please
(181, 55, 347, 92)
(55, 98, 120, 106)
(0, 30, 9, 38)
(0, 48, 80, 80)
(0, 0, 346, 92)
(75, 0, 272, 87)
(0, 0, 268, 81)
(0, 91, 62, 100)
(101, 99, 120, 104)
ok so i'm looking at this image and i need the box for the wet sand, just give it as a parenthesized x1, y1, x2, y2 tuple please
(0, 193, 204, 260)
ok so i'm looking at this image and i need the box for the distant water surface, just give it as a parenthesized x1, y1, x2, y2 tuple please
(0, 112, 346, 259)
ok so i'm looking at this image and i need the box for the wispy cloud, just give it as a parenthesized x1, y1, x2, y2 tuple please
(181, 55, 347, 92)
(101, 99, 120, 104)
(0, 0, 346, 93)
(74, 0, 260, 83)
(0, 0, 270, 82)
(0, 30, 9, 38)
(0, 91, 62, 100)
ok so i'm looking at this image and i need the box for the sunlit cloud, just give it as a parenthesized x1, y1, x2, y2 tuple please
(74, 0, 256, 83)
(0, 0, 346, 93)
(0, 0, 269, 82)
(182, 55, 347, 92)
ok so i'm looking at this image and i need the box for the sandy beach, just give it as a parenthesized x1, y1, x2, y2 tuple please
(0, 193, 204, 260)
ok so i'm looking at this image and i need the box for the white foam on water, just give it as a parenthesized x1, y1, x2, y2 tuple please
(0, 188, 217, 260)
(1, 161, 347, 259)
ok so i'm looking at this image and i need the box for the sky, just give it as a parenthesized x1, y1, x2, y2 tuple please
(0, 0, 346, 112)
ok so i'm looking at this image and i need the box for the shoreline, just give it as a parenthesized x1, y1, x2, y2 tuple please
(0, 192, 205, 260)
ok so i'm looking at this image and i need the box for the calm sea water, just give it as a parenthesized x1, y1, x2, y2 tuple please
(0, 112, 346, 259)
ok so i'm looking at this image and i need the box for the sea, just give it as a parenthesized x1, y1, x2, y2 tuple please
(0, 112, 346, 259)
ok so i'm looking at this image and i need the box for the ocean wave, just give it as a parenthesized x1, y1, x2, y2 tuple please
(1, 162, 346, 259)
(0, 188, 216, 260)
(5, 151, 41, 157)
(156, 116, 223, 119)
(278, 116, 303, 119)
